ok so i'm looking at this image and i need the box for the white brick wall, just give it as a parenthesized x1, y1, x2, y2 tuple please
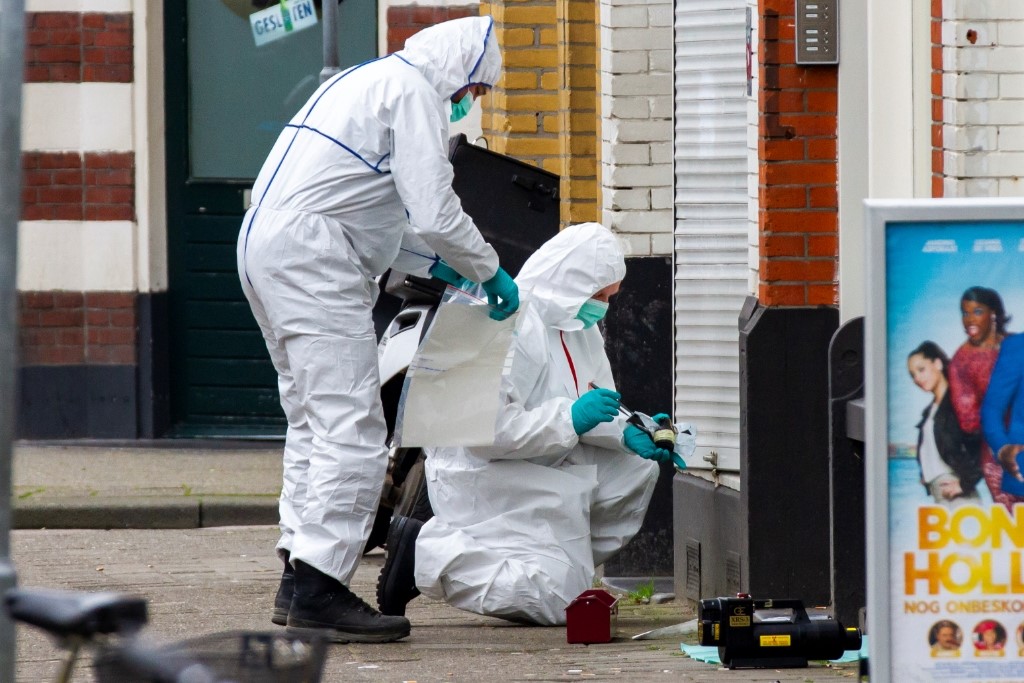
(599, 0, 674, 256)
(942, 5, 1024, 197)
(943, 0, 1024, 21)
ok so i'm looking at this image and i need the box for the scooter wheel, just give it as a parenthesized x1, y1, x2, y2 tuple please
(395, 456, 432, 523)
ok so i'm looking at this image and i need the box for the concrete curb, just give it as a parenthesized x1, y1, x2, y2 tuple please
(13, 496, 279, 530)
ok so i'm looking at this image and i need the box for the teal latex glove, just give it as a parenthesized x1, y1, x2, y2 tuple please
(624, 424, 672, 463)
(571, 387, 621, 435)
(481, 267, 520, 321)
(429, 260, 469, 289)
(648, 413, 686, 469)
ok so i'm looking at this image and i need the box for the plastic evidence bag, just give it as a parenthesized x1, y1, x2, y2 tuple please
(394, 285, 520, 448)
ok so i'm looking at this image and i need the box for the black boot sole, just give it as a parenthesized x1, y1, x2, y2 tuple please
(286, 621, 410, 644)
(376, 516, 422, 617)
(271, 606, 288, 626)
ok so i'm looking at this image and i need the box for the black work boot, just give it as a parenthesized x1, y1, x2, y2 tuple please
(271, 550, 294, 626)
(376, 516, 424, 617)
(287, 560, 410, 643)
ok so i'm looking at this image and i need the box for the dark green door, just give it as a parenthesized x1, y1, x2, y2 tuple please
(165, 1, 377, 436)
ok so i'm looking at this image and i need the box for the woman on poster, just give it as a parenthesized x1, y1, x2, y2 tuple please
(907, 341, 982, 506)
(972, 619, 1007, 656)
(948, 286, 1024, 508)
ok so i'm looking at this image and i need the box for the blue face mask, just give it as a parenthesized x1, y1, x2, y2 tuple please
(450, 93, 473, 123)
(576, 299, 609, 328)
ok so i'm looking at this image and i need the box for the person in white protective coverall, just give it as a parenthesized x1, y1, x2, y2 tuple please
(236, 16, 520, 643)
(375, 222, 675, 625)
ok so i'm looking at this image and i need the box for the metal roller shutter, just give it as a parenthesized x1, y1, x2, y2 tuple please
(673, 0, 749, 485)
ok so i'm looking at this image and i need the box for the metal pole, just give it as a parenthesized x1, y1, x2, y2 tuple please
(0, 0, 24, 679)
(320, 0, 340, 83)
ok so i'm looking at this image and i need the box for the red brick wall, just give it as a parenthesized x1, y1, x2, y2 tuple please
(931, 0, 943, 198)
(387, 5, 478, 54)
(19, 292, 136, 365)
(21, 152, 135, 222)
(757, 0, 839, 307)
(19, 10, 138, 376)
(25, 12, 133, 83)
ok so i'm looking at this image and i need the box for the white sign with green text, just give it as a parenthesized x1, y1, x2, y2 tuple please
(250, 0, 318, 47)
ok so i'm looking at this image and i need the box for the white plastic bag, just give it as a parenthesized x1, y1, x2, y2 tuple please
(394, 286, 520, 447)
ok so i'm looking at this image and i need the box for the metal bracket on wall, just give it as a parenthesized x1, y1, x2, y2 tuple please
(677, 448, 740, 478)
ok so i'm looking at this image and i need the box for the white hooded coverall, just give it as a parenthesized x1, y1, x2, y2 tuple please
(236, 17, 502, 584)
(414, 223, 660, 625)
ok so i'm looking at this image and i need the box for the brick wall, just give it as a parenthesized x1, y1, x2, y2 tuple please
(386, 5, 478, 53)
(556, 0, 599, 225)
(938, 3, 1024, 197)
(480, 0, 560, 172)
(481, 0, 602, 225)
(390, 2, 599, 227)
(598, 0, 673, 255)
(931, 0, 943, 198)
(25, 12, 132, 83)
(19, 292, 136, 366)
(757, 0, 838, 307)
(22, 152, 134, 221)
(20, 10, 137, 370)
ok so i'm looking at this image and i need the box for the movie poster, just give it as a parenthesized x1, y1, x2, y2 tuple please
(885, 219, 1024, 682)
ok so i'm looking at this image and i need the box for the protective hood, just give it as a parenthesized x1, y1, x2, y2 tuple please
(399, 16, 502, 101)
(516, 223, 627, 331)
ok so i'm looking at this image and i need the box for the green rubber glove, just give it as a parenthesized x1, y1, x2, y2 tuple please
(429, 260, 469, 289)
(624, 424, 672, 463)
(571, 387, 621, 435)
(481, 267, 520, 321)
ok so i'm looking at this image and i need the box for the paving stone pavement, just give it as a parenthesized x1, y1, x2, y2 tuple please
(10, 526, 861, 682)
(11, 444, 283, 529)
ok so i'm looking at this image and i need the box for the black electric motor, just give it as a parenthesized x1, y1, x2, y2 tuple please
(698, 595, 862, 669)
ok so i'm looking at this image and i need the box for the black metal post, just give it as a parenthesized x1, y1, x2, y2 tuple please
(320, 0, 340, 83)
(828, 317, 866, 628)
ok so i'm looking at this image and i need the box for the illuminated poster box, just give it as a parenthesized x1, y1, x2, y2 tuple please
(865, 199, 1024, 682)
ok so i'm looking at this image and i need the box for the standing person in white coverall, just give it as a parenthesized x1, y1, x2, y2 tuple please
(376, 222, 675, 625)
(236, 16, 519, 643)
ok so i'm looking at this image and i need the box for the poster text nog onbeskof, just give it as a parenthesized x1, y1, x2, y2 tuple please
(904, 505, 1024, 613)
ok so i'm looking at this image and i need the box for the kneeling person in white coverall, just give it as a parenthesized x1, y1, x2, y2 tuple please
(376, 222, 673, 625)
(237, 17, 519, 643)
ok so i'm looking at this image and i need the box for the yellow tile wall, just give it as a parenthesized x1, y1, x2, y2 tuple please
(481, 0, 599, 226)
